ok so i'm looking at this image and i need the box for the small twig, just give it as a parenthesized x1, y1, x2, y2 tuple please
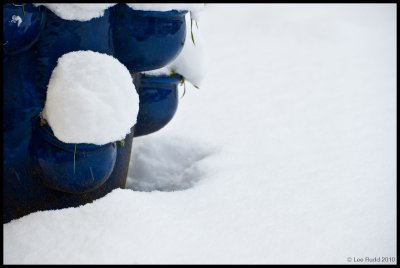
(119, 140, 125, 148)
(190, 18, 196, 46)
(180, 78, 186, 98)
(40, 117, 47, 126)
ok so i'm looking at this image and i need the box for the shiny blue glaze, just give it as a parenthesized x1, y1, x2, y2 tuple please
(3, 49, 44, 223)
(30, 117, 117, 194)
(35, 6, 114, 94)
(3, 4, 188, 223)
(111, 3, 187, 72)
(133, 73, 182, 137)
(3, 4, 45, 55)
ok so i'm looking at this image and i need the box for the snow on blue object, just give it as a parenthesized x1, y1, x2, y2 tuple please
(4, 4, 396, 265)
(42, 50, 139, 145)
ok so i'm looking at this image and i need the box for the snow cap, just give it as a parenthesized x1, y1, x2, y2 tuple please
(42, 50, 139, 145)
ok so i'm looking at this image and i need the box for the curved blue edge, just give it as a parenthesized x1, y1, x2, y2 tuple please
(133, 73, 183, 137)
(3, 4, 189, 223)
(30, 116, 117, 194)
(3, 3, 46, 55)
(112, 3, 187, 72)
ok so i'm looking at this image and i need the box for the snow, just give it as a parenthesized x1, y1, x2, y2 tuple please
(34, 4, 116, 21)
(42, 51, 139, 145)
(10, 15, 22, 27)
(189, 9, 203, 22)
(4, 4, 396, 264)
(126, 135, 216, 192)
(144, 13, 207, 88)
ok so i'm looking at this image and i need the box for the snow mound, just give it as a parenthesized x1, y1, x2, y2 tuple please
(35, 4, 116, 21)
(42, 50, 139, 145)
(144, 13, 207, 88)
(126, 135, 216, 192)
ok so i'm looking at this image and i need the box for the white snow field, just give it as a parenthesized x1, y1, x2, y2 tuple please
(4, 4, 396, 264)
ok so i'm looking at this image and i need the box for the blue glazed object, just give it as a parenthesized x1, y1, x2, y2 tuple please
(3, 4, 189, 223)
(3, 49, 44, 223)
(133, 73, 182, 137)
(35, 6, 114, 94)
(30, 116, 117, 194)
(3, 3, 45, 55)
(111, 3, 187, 72)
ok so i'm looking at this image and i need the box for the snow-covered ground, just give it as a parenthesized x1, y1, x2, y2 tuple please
(4, 4, 396, 264)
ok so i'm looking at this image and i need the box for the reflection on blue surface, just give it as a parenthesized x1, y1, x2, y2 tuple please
(3, 4, 45, 55)
(35, 6, 114, 95)
(112, 3, 187, 72)
(133, 73, 182, 137)
(30, 117, 117, 194)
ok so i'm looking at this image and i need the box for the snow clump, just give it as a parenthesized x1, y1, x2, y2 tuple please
(42, 50, 139, 145)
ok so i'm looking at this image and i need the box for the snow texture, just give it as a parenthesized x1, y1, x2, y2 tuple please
(144, 13, 207, 88)
(34, 4, 116, 21)
(126, 135, 216, 192)
(42, 51, 139, 145)
(4, 4, 396, 264)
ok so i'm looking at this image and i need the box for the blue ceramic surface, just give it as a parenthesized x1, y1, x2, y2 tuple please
(3, 4, 188, 223)
(3, 4, 45, 55)
(35, 6, 114, 94)
(112, 3, 187, 72)
(133, 73, 182, 137)
(3, 49, 47, 223)
(30, 117, 117, 194)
